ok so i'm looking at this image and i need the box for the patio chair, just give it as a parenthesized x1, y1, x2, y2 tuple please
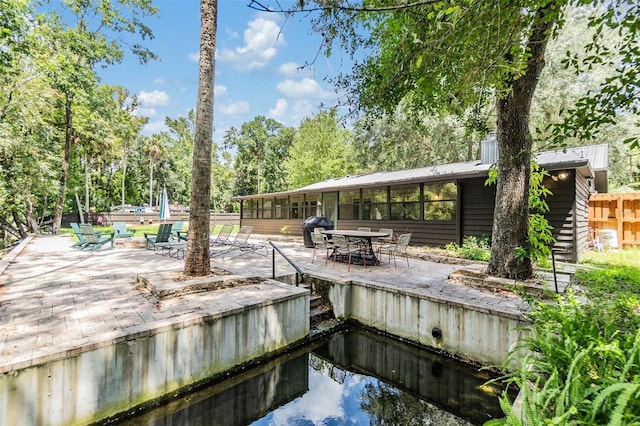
(70, 222, 87, 248)
(372, 228, 394, 251)
(144, 223, 173, 250)
(112, 221, 135, 238)
(311, 232, 335, 265)
(171, 221, 185, 239)
(331, 234, 362, 271)
(79, 224, 114, 251)
(357, 227, 371, 232)
(378, 233, 411, 269)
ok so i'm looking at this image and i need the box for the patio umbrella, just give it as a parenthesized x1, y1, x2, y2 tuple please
(159, 186, 170, 222)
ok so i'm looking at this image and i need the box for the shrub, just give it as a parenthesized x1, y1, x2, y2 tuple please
(488, 255, 640, 425)
(445, 235, 491, 261)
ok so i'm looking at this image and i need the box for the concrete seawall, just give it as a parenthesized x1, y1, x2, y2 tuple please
(1, 278, 308, 426)
(310, 275, 528, 366)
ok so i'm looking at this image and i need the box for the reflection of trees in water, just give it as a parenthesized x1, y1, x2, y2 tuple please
(360, 382, 473, 426)
(309, 354, 349, 384)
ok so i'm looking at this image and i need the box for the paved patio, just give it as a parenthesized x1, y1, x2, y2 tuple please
(0, 234, 564, 374)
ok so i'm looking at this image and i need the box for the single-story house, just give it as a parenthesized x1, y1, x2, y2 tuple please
(233, 135, 609, 263)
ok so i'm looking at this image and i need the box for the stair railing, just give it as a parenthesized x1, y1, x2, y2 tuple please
(269, 242, 305, 287)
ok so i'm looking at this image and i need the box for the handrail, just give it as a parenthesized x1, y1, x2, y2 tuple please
(269, 241, 305, 286)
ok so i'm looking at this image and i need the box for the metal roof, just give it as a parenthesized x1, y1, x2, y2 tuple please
(233, 143, 609, 199)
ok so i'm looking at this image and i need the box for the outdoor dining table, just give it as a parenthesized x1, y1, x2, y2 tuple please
(321, 229, 391, 266)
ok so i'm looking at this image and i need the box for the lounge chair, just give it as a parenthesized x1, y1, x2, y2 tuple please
(209, 224, 234, 246)
(144, 223, 173, 250)
(210, 226, 266, 260)
(79, 224, 114, 251)
(112, 222, 135, 238)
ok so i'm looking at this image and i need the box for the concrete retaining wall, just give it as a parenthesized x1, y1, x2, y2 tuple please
(0, 283, 308, 426)
(311, 276, 527, 366)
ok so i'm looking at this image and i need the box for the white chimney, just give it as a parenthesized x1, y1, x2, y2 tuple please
(480, 132, 499, 164)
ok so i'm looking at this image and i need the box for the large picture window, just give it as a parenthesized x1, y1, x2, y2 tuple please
(339, 190, 360, 220)
(390, 185, 420, 220)
(362, 187, 388, 220)
(290, 195, 303, 219)
(423, 182, 457, 221)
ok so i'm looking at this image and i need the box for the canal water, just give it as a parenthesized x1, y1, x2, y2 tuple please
(114, 327, 514, 425)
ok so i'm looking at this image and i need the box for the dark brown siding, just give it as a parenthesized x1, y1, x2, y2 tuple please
(460, 178, 496, 239)
(337, 220, 456, 247)
(573, 173, 590, 261)
(544, 173, 578, 263)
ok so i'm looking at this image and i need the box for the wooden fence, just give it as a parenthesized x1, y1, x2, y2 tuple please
(62, 211, 239, 227)
(588, 193, 640, 248)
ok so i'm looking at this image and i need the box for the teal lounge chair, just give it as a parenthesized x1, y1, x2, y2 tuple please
(144, 223, 173, 250)
(171, 221, 185, 239)
(113, 221, 135, 238)
(79, 224, 114, 251)
(70, 222, 86, 248)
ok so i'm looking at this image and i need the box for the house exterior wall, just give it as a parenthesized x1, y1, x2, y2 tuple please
(239, 174, 585, 261)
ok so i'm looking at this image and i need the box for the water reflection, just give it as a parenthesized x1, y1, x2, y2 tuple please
(115, 328, 511, 425)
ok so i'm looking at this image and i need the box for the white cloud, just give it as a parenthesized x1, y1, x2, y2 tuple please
(290, 99, 315, 123)
(142, 120, 168, 134)
(278, 62, 313, 77)
(133, 107, 157, 117)
(214, 85, 228, 97)
(138, 90, 171, 107)
(153, 77, 166, 85)
(276, 77, 331, 99)
(219, 101, 250, 115)
(188, 52, 199, 62)
(218, 17, 284, 70)
(268, 98, 288, 120)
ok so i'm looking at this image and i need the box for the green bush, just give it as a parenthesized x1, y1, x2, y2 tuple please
(445, 235, 491, 261)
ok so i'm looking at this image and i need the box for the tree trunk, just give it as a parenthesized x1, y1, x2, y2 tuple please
(184, 0, 217, 276)
(487, 6, 555, 279)
(84, 153, 90, 214)
(52, 96, 73, 235)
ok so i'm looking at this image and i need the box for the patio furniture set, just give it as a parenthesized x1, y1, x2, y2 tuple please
(312, 227, 411, 270)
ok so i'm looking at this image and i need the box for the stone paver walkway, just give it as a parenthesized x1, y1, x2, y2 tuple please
(0, 233, 555, 374)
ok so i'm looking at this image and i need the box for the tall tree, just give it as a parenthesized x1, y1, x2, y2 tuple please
(284, 109, 356, 188)
(224, 116, 293, 196)
(251, 0, 638, 279)
(39, 0, 157, 233)
(184, 0, 217, 276)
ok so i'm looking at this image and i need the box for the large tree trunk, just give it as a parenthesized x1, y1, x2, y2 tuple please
(52, 96, 73, 235)
(184, 0, 217, 276)
(487, 6, 555, 279)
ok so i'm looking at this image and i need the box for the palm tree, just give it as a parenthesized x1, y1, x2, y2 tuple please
(184, 0, 217, 276)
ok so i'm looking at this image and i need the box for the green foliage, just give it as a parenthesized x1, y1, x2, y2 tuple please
(224, 116, 293, 196)
(445, 235, 491, 261)
(492, 255, 640, 425)
(284, 109, 357, 189)
(486, 162, 556, 268)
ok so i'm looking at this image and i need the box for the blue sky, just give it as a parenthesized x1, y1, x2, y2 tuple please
(97, 0, 351, 144)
